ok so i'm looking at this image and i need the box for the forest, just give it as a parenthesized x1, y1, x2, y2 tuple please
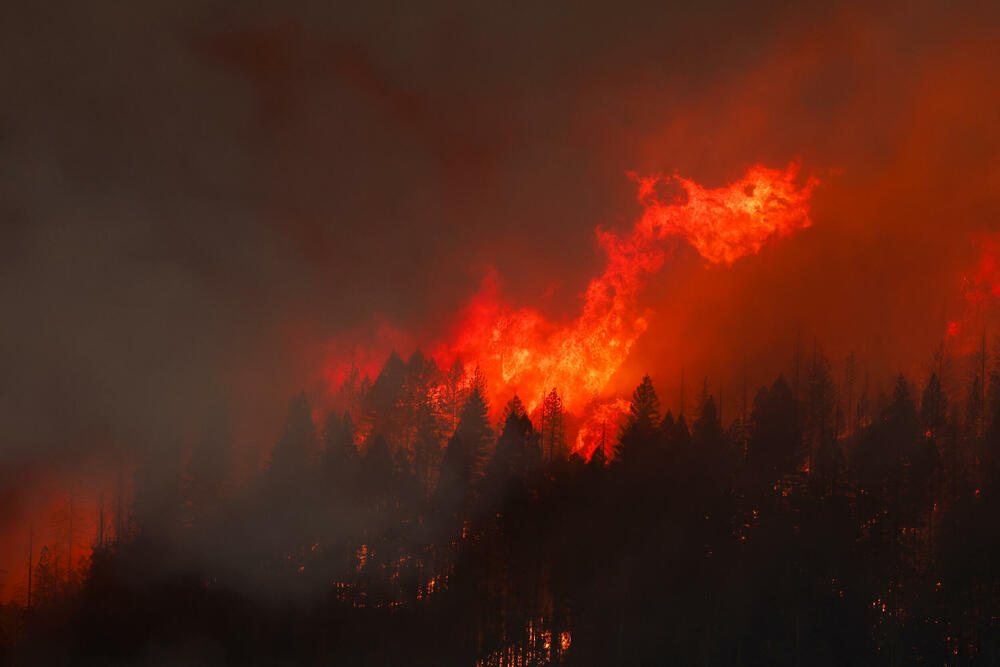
(2, 340, 1000, 667)
(4, 0, 1000, 662)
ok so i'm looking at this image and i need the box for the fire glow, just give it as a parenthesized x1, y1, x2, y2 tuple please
(324, 162, 818, 456)
(946, 232, 1000, 346)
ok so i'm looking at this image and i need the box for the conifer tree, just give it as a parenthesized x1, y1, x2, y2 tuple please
(541, 388, 566, 461)
(32, 546, 62, 609)
(803, 347, 836, 457)
(437, 368, 493, 517)
(366, 351, 408, 447)
(748, 375, 802, 483)
(616, 375, 662, 466)
(323, 410, 359, 494)
(444, 359, 468, 432)
(270, 392, 316, 478)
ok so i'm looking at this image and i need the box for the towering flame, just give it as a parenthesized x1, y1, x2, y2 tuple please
(325, 161, 818, 454)
(435, 162, 817, 410)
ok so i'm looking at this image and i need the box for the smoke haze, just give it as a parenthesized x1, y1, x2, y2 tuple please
(2, 0, 1000, 602)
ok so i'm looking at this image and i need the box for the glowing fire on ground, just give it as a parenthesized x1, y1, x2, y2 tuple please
(325, 162, 818, 456)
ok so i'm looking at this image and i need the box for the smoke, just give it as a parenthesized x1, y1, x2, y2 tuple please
(1, 0, 999, 599)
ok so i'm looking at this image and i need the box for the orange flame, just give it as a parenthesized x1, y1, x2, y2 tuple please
(324, 162, 817, 449)
(433, 162, 817, 414)
(573, 398, 631, 459)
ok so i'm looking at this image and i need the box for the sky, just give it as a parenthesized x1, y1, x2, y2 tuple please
(2, 0, 1000, 596)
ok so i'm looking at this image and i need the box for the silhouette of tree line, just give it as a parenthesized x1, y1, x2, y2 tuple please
(4, 342, 1000, 666)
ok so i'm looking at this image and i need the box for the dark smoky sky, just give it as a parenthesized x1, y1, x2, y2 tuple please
(2, 0, 999, 476)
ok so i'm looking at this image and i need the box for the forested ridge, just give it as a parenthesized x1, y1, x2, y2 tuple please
(4, 344, 1000, 666)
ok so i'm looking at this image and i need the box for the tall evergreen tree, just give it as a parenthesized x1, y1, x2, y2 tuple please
(691, 384, 731, 491)
(803, 347, 836, 459)
(541, 388, 566, 461)
(32, 546, 62, 609)
(484, 397, 535, 508)
(413, 391, 444, 499)
(270, 392, 316, 478)
(323, 410, 359, 492)
(616, 375, 662, 467)
(747, 375, 803, 484)
(436, 369, 493, 519)
(366, 350, 408, 447)
(444, 359, 468, 433)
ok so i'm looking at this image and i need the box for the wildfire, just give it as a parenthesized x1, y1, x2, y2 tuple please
(573, 398, 631, 458)
(434, 162, 817, 417)
(323, 162, 818, 456)
(0, 472, 118, 605)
